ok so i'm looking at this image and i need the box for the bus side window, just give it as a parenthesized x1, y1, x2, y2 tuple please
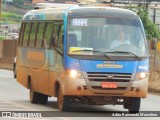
(57, 24, 64, 52)
(51, 23, 59, 48)
(50, 36, 55, 47)
(43, 22, 54, 48)
(29, 23, 38, 47)
(23, 23, 31, 47)
(18, 23, 25, 46)
(36, 23, 45, 48)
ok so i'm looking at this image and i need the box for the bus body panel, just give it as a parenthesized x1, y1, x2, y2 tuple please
(17, 47, 51, 95)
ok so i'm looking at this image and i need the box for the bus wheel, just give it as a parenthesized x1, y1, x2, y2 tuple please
(39, 93, 48, 104)
(13, 64, 16, 78)
(125, 97, 141, 113)
(57, 87, 70, 111)
(30, 83, 39, 104)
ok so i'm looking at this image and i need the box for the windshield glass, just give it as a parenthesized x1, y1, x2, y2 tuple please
(67, 17, 147, 57)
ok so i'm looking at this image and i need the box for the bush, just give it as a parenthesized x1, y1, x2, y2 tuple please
(0, 36, 6, 41)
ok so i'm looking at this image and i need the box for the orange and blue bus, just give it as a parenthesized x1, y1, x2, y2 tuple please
(17, 3, 149, 112)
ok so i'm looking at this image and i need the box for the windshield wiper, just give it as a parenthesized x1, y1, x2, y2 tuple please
(71, 49, 110, 59)
(105, 51, 141, 60)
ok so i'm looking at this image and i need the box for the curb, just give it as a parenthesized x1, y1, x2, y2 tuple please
(148, 88, 160, 93)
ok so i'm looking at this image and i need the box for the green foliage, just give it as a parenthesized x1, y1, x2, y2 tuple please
(1, 12, 22, 23)
(2, 12, 22, 20)
(137, 9, 160, 40)
(0, 36, 7, 41)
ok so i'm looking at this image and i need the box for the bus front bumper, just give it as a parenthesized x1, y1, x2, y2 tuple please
(61, 77, 148, 98)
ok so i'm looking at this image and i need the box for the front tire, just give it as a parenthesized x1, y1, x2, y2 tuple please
(13, 63, 16, 78)
(124, 97, 141, 113)
(57, 87, 70, 111)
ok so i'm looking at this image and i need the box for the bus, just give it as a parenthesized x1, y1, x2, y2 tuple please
(16, 3, 149, 112)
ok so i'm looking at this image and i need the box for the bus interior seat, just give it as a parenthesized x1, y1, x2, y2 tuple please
(68, 34, 77, 48)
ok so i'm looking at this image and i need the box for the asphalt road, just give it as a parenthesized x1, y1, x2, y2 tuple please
(0, 69, 160, 120)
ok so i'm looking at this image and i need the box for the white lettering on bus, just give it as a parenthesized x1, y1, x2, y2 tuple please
(72, 19, 88, 26)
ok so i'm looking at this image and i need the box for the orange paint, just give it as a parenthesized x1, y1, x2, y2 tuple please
(27, 51, 44, 61)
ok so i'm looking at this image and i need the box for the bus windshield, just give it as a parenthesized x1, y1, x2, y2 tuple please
(67, 17, 147, 58)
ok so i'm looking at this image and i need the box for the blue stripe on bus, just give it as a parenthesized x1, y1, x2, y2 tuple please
(64, 57, 149, 73)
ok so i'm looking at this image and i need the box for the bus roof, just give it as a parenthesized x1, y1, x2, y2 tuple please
(23, 3, 138, 21)
(33, 3, 79, 9)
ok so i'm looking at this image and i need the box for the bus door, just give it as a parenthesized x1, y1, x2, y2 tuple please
(49, 22, 64, 96)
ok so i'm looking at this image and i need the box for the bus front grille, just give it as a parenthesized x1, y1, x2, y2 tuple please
(92, 86, 127, 90)
(86, 72, 132, 91)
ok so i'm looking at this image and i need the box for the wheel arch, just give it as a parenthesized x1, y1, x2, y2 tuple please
(55, 80, 60, 97)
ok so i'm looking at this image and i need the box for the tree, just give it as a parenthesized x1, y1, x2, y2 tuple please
(137, 9, 160, 40)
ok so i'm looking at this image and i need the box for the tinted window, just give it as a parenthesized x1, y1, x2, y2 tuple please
(57, 24, 64, 52)
(51, 23, 60, 47)
(23, 23, 31, 47)
(36, 23, 45, 48)
(43, 23, 53, 48)
(18, 23, 25, 46)
(29, 23, 38, 47)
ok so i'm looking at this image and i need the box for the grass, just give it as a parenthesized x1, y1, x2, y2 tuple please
(1, 12, 22, 24)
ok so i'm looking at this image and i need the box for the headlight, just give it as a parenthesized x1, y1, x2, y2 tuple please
(135, 72, 149, 80)
(70, 70, 78, 78)
(69, 70, 83, 78)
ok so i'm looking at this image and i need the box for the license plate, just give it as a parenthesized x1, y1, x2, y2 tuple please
(101, 82, 117, 88)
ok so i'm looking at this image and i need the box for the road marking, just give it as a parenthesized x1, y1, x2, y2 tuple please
(0, 99, 38, 111)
